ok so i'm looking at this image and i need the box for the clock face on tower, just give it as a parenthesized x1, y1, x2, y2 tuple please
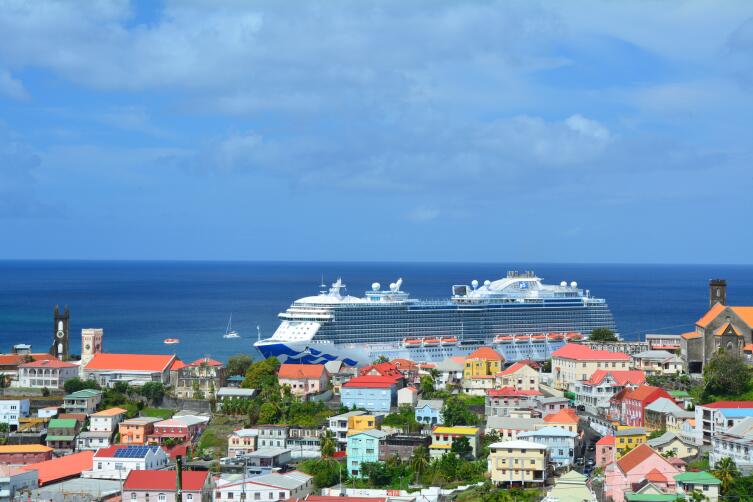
(85, 344, 91, 351)
(56, 330, 65, 339)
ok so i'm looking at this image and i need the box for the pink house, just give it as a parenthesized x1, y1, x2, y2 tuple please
(622, 386, 672, 427)
(603, 444, 682, 502)
(595, 435, 615, 468)
(278, 364, 330, 397)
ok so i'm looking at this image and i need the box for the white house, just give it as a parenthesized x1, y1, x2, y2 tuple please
(90, 407, 127, 433)
(572, 370, 645, 415)
(16, 359, 79, 389)
(213, 471, 313, 501)
(710, 416, 753, 474)
(696, 401, 753, 445)
(0, 399, 30, 428)
(397, 386, 418, 407)
(86, 445, 169, 480)
(328, 410, 366, 450)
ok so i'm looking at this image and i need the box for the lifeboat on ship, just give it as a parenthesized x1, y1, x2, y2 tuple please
(163, 338, 180, 345)
(440, 337, 459, 346)
(422, 338, 441, 347)
(494, 335, 514, 344)
(531, 334, 547, 342)
(403, 338, 423, 348)
(515, 334, 531, 343)
(547, 332, 564, 341)
(566, 332, 583, 341)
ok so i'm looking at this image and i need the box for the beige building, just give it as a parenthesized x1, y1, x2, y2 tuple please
(632, 350, 683, 375)
(551, 343, 632, 391)
(495, 361, 540, 391)
(228, 428, 258, 458)
(488, 439, 548, 486)
(175, 357, 225, 399)
(277, 364, 329, 397)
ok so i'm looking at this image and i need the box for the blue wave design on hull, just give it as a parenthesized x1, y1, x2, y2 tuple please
(256, 343, 363, 366)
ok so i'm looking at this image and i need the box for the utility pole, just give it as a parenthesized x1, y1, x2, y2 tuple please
(176, 455, 183, 502)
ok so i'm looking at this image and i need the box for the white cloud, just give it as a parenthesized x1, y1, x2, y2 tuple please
(406, 206, 440, 223)
(0, 70, 29, 100)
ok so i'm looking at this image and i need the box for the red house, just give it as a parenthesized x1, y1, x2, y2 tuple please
(359, 362, 405, 387)
(621, 385, 672, 427)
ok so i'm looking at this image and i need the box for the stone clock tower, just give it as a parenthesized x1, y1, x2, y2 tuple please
(50, 305, 70, 360)
(81, 328, 103, 368)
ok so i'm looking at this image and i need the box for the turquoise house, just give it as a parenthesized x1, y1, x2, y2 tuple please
(346, 429, 388, 477)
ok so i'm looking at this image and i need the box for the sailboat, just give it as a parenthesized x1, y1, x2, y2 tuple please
(223, 313, 240, 339)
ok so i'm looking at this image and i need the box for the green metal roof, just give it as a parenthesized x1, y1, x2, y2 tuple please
(669, 390, 690, 398)
(65, 389, 102, 398)
(625, 493, 682, 501)
(48, 418, 77, 428)
(46, 435, 75, 441)
(674, 471, 721, 485)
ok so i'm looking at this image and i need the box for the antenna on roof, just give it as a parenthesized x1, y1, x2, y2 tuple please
(320, 274, 326, 294)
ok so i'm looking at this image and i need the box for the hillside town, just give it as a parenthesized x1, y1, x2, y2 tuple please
(2, 281, 753, 501)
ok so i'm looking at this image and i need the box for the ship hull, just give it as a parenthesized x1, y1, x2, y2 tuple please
(255, 339, 567, 366)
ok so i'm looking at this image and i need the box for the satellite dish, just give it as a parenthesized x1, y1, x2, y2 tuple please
(560, 281, 567, 287)
(389, 283, 397, 291)
(484, 280, 491, 287)
(471, 280, 479, 289)
(570, 281, 577, 288)
(372, 282, 380, 291)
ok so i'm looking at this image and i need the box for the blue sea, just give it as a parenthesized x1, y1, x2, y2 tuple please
(0, 261, 752, 363)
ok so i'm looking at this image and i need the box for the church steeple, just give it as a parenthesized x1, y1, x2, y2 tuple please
(50, 305, 70, 361)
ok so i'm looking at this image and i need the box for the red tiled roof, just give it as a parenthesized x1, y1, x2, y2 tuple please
(188, 357, 224, 367)
(624, 386, 671, 405)
(696, 303, 726, 328)
(19, 358, 78, 368)
(544, 408, 579, 424)
(596, 435, 615, 446)
(551, 343, 631, 361)
(487, 387, 543, 397)
(467, 347, 504, 361)
(0, 353, 56, 366)
(94, 446, 120, 458)
(646, 468, 667, 483)
(703, 401, 753, 409)
(497, 361, 538, 376)
(584, 370, 646, 386)
(359, 362, 403, 377)
(124, 470, 209, 491)
(343, 375, 399, 389)
(390, 358, 417, 370)
(616, 444, 657, 473)
(279, 363, 327, 379)
(21, 451, 94, 486)
(85, 353, 175, 372)
(731, 307, 753, 328)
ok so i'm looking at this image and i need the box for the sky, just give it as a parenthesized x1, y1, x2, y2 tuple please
(0, 0, 751, 264)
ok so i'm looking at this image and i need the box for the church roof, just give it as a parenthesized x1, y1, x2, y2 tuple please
(714, 322, 743, 337)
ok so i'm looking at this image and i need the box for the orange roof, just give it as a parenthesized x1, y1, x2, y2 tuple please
(0, 444, 53, 453)
(551, 343, 630, 361)
(616, 443, 657, 473)
(85, 353, 175, 372)
(19, 358, 78, 368)
(278, 363, 327, 379)
(696, 303, 726, 328)
(583, 369, 646, 386)
(544, 408, 579, 424)
(21, 451, 94, 485)
(359, 362, 403, 377)
(0, 353, 56, 366)
(467, 347, 504, 361)
(681, 332, 701, 340)
(497, 361, 537, 376)
(624, 385, 670, 404)
(188, 357, 224, 367)
(596, 435, 615, 446)
(714, 322, 743, 337)
(646, 468, 667, 483)
(731, 307, 753, 328)
(91, 407, 128, 417)
(390, 358, 417, 370)
(744, 344, 753, 353)
(170, 358, 186, 371)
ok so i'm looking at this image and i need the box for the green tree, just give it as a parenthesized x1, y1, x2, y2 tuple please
(419, 375, 435, 398)
(410, 445, 430, 483)
(712, 456, 740, 494)
(192, 381, 205, 400)
(451, 436, 473, 459)
(442, 395, 477, 426)
(258, 402, 279, 424)
(298, 458, 347, 489)
(372, 355, 389, 364)
(320, 430, 337, 457)
(63, 377, 100, 394)
(382, 405, 420, 433)
(704, 351, 751, 397)
(242, 357, 281, 390)
(662, 449, 676, 458)
(648, 429, 666, 439)
(227, 354, 254, 377)
(140, 382, 165, 403)
(589, 327, 618, 342)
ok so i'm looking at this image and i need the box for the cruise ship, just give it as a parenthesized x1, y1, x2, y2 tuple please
(254, 271, 617, 365)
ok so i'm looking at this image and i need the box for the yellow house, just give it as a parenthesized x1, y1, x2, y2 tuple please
(429, 426, 480, 459)
(347, 415, 382, 435)
(463, 347, 504, 395)
(615, 426, 647, 455)
(488, 439, 548, 486)
(495, 361, 540, 392)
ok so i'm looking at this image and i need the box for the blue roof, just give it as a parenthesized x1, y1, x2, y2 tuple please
(519, 426, 577, 438)
(719, 409, 753, 418)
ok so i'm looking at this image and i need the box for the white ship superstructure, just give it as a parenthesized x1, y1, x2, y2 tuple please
(254, 272, 616, 365)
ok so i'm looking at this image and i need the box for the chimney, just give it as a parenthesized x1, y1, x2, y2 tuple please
(709, 279, 727, 308)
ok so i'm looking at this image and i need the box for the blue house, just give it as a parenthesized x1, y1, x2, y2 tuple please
(346, 429, 388, 477)
(519, 426, 578, 467)
(341, 376, 397, 413)
(415, 399, 444, 426)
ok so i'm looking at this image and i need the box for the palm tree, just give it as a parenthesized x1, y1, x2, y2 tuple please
(712, 456, 740, 494)
(320, 430, 337, 458)
(662, 449, 677, 458)
(410, 445, 430, 484)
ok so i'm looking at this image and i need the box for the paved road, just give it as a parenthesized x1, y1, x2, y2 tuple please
(575, 413, 603, 475)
